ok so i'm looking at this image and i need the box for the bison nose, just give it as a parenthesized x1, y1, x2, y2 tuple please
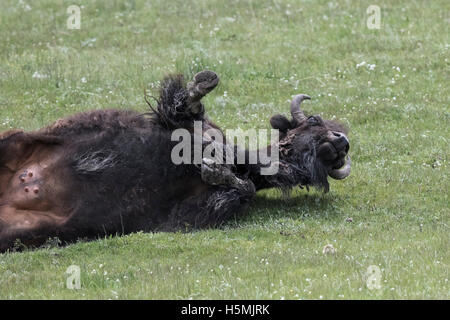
(331, 131, 349, 153)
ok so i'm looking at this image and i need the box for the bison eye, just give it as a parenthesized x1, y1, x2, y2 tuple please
(307, 116, 319, 125)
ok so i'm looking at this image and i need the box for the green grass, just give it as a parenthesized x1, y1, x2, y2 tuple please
(0, 0, 448, 299)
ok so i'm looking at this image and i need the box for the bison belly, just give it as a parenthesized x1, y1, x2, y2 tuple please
(0, 142, 77, 248)
(0, 116, 205, 250)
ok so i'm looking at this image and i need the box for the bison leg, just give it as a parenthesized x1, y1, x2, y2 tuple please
(155, 70, 219, 126)
(185, 70, 220, 115)
(164, 185, 254, 230)
(0, 131, 62, 166)
(164, 159, 255, 230)
(0, 212, 68, 253)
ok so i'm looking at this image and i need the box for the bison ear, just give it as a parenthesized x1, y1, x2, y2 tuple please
(270, 114, 292, 133)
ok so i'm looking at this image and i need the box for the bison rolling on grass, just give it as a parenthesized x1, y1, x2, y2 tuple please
(0, 71, 350, 252)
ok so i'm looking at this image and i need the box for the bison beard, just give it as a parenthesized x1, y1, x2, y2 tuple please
(0, 71, 350, 252)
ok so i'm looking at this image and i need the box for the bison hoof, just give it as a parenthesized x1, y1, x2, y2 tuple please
(192, 70, 219, 93)
(187, 70, 219, 100)
(201, 158, 255, 194)
(201, 158, 233, 186)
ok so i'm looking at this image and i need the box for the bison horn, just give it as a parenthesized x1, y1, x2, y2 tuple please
(328, 155, 351, 180)
(186, 70, 220, 114)
(290, 94, 310, 123)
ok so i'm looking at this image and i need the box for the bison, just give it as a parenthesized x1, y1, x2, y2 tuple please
(0, 70, 350, 252)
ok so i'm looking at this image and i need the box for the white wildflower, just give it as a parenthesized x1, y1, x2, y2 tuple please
(32, 71, 48, 79)
(322, 244, 336, 255)
(356, 61, 366, 68)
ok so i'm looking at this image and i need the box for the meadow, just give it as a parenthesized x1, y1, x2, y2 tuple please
(0, 0, 448, 299)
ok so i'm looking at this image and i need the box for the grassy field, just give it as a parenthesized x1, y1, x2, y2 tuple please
(0, 0, 448, 299)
